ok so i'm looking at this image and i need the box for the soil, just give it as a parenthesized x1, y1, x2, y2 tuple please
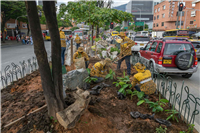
(1, 59, 198, 133)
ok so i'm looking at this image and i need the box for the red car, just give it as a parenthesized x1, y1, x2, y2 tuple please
(138, 39, 198, 78)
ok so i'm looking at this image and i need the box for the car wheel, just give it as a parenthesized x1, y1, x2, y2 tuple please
(182, 74, 193, 78)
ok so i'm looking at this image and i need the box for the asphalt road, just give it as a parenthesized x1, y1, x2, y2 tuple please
(1, 41, 200, 131)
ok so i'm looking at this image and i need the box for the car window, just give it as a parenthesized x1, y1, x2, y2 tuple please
(164, 43, 195, 55)
(150, 42, 157, 52)
(144, 42, 152, 50)
(191, 42, 200, 48)
(134, 37, 150, 41)
(156, 43, 163, 53)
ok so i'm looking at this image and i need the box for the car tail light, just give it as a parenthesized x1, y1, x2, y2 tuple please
(195, 57, 198, 65)
(135, 43, 137, 45)
(158, 57, 163, 65)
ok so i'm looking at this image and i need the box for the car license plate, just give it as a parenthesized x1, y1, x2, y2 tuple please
(163, 60, 172, 64)
(140, 43, 144, 46)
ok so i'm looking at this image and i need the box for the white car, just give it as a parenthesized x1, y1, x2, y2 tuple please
(131, 35, 150, 53)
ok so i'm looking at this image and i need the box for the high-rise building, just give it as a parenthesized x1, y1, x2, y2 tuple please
(126, 0, 156, 22)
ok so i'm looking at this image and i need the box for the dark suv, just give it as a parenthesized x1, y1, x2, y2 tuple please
(138, 40, 198, 78)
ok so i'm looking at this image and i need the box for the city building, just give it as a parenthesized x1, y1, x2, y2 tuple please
(126, 0, 159, 23)
(152, 0, 200, 38)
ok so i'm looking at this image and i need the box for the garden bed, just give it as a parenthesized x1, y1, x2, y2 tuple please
(1, 59, 197, 133)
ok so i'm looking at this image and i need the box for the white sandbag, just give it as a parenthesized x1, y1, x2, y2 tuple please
(102, 50, 107, 58)
(74, 57, 86, 70)
(65, 45, 77, 66)
(111, 51, 118, 59)
(97, 54, 101, 58)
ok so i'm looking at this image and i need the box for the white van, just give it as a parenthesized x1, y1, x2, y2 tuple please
(136, 31, 148, 36)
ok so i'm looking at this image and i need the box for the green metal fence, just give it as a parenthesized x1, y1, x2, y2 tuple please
(131, 54, 200, 125)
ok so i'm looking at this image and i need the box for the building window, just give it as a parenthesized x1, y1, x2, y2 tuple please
(190, 21, 193, 24)
(192, 3, 195, 7)
(163, 5, 166, 10)
(162, 14, 165, 18)
(155, 9, 157, 13)
(154, 23, 155, 27)
(157, 23, 159, 27)
(158, 8, 160, 12)
(176, 11, 184, 16)
(157, 15, 159, 19)
(162, 22, 164, 26)
(154, 16, 156, 20)
(175, 21, 183, 26)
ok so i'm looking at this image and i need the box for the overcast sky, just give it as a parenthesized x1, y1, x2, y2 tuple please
(56, 0, 130, 8)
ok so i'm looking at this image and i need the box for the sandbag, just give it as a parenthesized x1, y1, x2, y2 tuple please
(65, 45, 77, 66)
(111, 51, 118, 59)
(74, 57, 86, 69)
(102, 50, 107, 58)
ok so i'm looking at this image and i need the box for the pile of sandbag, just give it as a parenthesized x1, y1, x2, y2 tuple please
(96, 40, 109, 47)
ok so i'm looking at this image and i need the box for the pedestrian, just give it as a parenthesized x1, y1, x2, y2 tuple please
(117, 32, 135, 75)
(30, 35, 33, 45)
(131, 62, 156, 97)
(90, 58, 112, 83)
(26, 35, 29, 44)
(16, 34, 19, 43)
(21, 35, 25, 44)
(73, 47, 89, 68)
(75, 34, 81, 50)
(60, 27, 67, 66)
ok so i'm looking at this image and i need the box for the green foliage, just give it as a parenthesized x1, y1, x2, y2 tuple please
(145, 99, 169, 113)
(156, 126, 167, 133)
(110, 47, 120, 53)
(84, 76, 98, 84)
(126, 89, 145, 105)
(94, 38, 101, 42)
(65, 1, 134, 27)
(128, 25, 135, 30)
(70, 27, 79, 31)
(113, 71, 131, 96)
(113, 26, 120, 32)
(86, 68, 91, 74)
(105, 69, 115, 80)
(37, 5, 46, 24)
(187, 124, 195, 133)
(165, 108, 179, 122)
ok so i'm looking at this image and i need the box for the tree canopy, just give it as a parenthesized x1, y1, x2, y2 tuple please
(64, 1, 134, 28)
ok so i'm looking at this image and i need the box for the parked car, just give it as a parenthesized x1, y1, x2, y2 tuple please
(131, 35, 150, 54)
(138, 40, 198, 78)
(190, 40, 200, 60)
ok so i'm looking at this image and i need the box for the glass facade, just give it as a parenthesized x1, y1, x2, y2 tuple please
(131, 1, 154, 15)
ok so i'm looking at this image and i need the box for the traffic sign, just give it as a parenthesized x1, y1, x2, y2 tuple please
(124, 27, 128, 29)
(135, 22, 144, 26)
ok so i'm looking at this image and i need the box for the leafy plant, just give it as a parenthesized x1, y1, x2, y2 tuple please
(126, 89, 145, 105)
(84, 76, 98, 84)
(94, 38, 101, 42)
(180, 131, 185, 133)
(113, 71, 132, 96)
(145, 99, 169, 113)
(156, 126, 167, 133)
(110, 47, 120, 53)
(83, 68, 98, 84)
(165, 107, 179, 122)
(187, 124, 195, 133)
(105, 69, 115, 80)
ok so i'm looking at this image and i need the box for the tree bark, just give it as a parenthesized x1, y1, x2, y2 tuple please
(25, 1, 64, 119)
(27, 23, 30, 36)
(96, 25, 99, 38)
(92, 25, 94, 46)
(1, 17, 6, 43)
(43, 1, 65, 109)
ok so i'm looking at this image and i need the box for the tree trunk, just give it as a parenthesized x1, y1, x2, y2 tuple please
(25, 1, 64, 119)
(27, 23, 30, 36)
(92, 25, 94, 46)
(43, 1, 65, 109)
(1, 18, 6, 43)
(96, 25, 99, 38)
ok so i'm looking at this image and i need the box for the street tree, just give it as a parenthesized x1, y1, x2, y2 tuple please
(25, 1, 65, 119)
(1, 1, 26, 42)
(65, 0, 133, 45)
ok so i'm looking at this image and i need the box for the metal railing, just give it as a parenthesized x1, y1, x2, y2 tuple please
(131, 54, 200, 126)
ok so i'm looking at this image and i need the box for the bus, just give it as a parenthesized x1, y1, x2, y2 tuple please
(62, 30, 72, 38)
(74, 28, 89, 40)
(162, 29, 189, 38)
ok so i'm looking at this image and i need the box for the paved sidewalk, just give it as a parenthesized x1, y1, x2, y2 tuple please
(1, 40, 25, 48)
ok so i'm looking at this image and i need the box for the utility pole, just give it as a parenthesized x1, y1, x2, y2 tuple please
(176, 0, 181, 29)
